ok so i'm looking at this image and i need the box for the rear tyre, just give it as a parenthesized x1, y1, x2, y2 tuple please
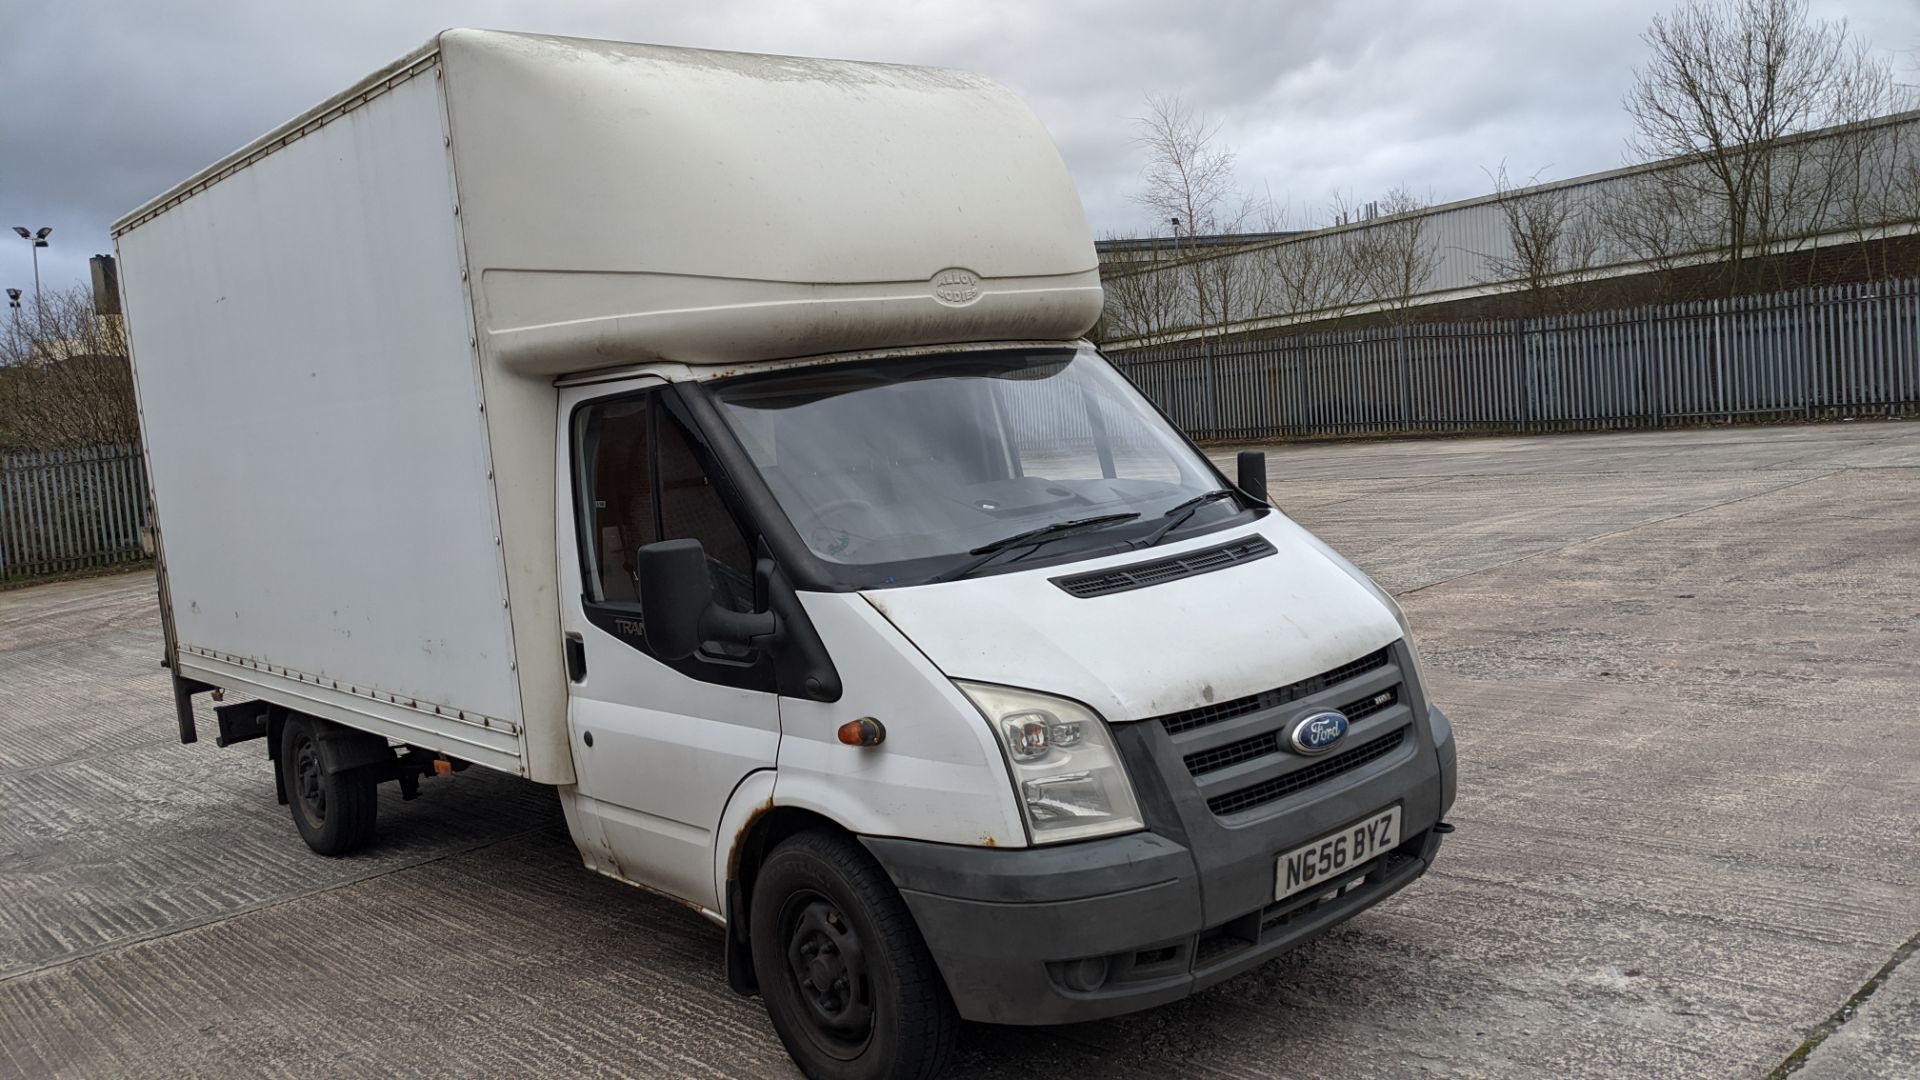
(280, 713, 378, 856)
(750, 830, 956, 1080)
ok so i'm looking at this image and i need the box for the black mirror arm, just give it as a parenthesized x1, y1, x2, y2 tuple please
(699, 605, 778, 648)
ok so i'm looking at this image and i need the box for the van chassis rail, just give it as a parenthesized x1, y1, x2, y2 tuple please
(172, 673, 470, 806)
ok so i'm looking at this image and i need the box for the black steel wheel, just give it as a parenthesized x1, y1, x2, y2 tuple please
(280, 713, 377, 856)
(782, 890, 875, 1055)
(750, 830, 955, 1080)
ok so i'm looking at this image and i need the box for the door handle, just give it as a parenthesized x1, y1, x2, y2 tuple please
(564, 632, 587, 683)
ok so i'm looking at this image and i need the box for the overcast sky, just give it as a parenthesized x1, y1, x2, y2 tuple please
(4, 0, 1917, 293)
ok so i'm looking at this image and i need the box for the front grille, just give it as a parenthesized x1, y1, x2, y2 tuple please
(1184, 732, 1283, 777)
(1205, 727, 1408, 818)
(1181, 686, 1400, 777)
(1051, 535, 1274, 598)
(1341, 685, 1398, 723)
(1160, 647, 1392, 736)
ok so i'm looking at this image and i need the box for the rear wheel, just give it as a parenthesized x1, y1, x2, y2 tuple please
(750, 830, 956, 1080)
(281, 713, 378, 855)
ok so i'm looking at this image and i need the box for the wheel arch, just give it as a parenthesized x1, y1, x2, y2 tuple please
(716, 777, 858, 996)
(731, 805, 851, 905)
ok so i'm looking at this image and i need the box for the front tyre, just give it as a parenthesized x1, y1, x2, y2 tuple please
(750, 830, 956, 1080)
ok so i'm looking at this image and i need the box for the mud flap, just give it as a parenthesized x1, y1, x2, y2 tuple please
(725, 879, 757, 996)
(169, 672, 215, 744)
(313, 720, 395, 775)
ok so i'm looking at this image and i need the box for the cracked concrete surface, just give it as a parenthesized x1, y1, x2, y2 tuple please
(2, 420, 1916, 1078)
(1792, 936, 1920, 1079)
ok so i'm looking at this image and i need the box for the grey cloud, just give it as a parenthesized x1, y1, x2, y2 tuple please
(4, 0, 1917, 292)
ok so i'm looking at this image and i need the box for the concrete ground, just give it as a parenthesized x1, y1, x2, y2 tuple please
(2, 419, 1916, 1079)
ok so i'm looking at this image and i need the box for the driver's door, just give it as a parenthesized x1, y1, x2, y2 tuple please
(557, 381, 780, 912)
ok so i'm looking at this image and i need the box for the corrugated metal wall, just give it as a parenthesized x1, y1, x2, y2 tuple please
(1110, 279, 1920, 440)
(0, 444, 150, 583)
(1099, 109, 1920, 345)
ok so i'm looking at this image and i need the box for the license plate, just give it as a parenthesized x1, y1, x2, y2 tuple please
(1274, 806, 1401, 901)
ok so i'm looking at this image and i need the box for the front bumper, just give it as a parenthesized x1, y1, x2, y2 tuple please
(864, 821, 1444, 1025)
(866, 698, 1457, 1025)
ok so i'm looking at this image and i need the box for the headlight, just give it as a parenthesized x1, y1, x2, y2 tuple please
(955, 682, 1144, 845)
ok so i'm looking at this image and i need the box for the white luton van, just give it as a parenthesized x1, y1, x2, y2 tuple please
(117, 30, 1456, 1080)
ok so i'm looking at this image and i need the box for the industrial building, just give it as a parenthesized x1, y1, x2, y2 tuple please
(1096, 108, 1920, 346)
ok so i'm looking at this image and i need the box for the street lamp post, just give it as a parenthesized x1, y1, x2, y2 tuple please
(12, 226, 51, 309)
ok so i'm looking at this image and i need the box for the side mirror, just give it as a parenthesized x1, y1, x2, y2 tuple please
(1236, 450, 1269, 504)
(636, 538, 777, 661)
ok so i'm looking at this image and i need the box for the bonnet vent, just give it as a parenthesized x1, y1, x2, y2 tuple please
(1051, 534, 1275, 598)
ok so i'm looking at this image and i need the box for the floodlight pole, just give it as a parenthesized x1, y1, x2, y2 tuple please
(12, 226, 50, 311)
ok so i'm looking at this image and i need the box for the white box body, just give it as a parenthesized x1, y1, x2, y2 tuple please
(115, 31, 1103, 783)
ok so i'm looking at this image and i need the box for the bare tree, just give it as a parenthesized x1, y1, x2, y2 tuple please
(1818, 112, 1920, 281)
(1479, 165, 1603, 310)
(1347, 187, 1443, 322)
(1094, 234, 1189, 344)
(1624, 0, 1903, 292)
(1880, 133, 1920, 232)
(1264, 231, 1365, 327)
(1255, 195, 1368, 327)
(1192, 235, 1276, 333)
(1596, 165, 1714, 288)
(1130, 93, 1262, 334)
(0, 286, 140, 451)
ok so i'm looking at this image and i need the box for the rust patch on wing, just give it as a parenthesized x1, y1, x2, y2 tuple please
(727, 797, 777, 879)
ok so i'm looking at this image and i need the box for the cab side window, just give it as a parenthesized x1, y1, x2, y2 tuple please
(575, 390, 763, 669)
(657, 407, 756, 615)
(576, 396, 655, 608)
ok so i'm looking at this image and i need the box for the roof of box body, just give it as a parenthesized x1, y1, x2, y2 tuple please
(112, 40, 442, 235)
(117, 30, 1105, 372)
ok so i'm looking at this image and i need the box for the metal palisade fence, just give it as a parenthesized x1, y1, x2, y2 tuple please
(1108, 279, 1920, 441)
(0, 444, 150, 583)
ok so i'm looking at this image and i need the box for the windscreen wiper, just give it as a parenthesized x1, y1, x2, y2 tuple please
(933, 512, 1141, 583)
(1137, 489, 1237, 548)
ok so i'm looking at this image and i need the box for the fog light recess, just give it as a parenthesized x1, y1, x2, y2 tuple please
(1060, 956, 1110, 992)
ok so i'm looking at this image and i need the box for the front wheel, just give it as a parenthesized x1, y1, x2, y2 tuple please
(750, 830, 956, 1080)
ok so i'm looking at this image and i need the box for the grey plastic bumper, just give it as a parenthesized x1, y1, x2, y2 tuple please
(865, 701, 1456, 1026)
(862, 821, 1446, 1026)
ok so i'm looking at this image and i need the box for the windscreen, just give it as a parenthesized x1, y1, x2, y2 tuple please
(709, 346, 1243, 584)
